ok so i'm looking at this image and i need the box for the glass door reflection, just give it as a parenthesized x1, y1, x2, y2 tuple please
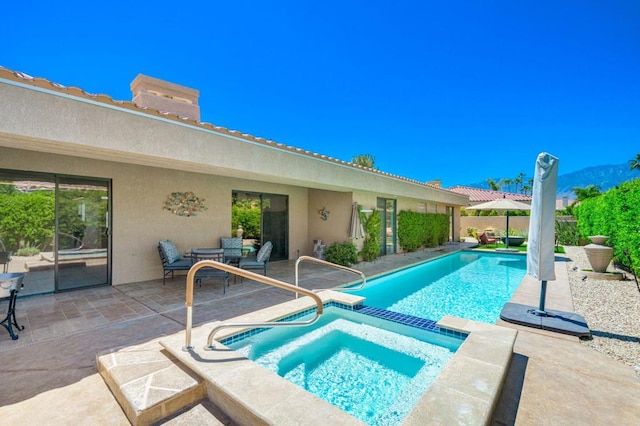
(377, 198, 397, 256)
(0, 171, 56, 296)
(56, 177, 110, 291)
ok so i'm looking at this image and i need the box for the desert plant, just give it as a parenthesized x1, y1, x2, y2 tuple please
(351, 154, 376, 169)
(555, 218, 580, 246)
(16, 244, 40, 256)
(497, 228, 527, 237)
(325, 241, 358, 267)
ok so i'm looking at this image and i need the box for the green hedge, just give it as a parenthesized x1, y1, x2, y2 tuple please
(574, 178, 640, 274)
(0, 191, 54, 251)
(397, 211, 449, 252)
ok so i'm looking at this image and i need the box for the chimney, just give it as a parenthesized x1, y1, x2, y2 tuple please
(130, 74, 200, 121)
(562, 196, 569, 207)
(427, 179, 442, 188)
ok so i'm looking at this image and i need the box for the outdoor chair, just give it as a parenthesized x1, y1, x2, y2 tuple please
(239, 241, 273, 278)
(220, 237, 243, 267)
(191, 249, 229, 293)
(478, 232, 497, 245)
(158, 240, 191, 285)
(0, 251, 11, 273)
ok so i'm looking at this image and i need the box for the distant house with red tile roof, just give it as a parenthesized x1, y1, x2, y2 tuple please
(450, 186, 574, 212)
(448, 186, 532, 206)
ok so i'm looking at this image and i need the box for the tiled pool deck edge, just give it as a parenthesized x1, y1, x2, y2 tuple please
(220, 301, 469, 346)
(405, 315, 517, 425)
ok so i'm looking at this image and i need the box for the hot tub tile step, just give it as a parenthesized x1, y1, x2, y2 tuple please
(97, 341, 206, 426)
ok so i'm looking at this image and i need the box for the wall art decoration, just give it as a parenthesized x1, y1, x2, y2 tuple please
(319, 207, 330, 221)
(163, 191, 207, 217)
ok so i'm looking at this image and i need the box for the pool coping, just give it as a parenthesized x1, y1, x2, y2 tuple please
(159, 290, 517, 425)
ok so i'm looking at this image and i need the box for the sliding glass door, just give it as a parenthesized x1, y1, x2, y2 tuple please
(261, 194, 288, 261)
(0, 170, 110, 296)
(377, 198, 397, 256)
(56, 177, 110, 291)
(0, 171, 56, 295)
(232, 191, 288, 261)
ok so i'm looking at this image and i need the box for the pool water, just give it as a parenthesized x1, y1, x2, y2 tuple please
(349, 251, 526, 323)
(227, 307, 462, 425)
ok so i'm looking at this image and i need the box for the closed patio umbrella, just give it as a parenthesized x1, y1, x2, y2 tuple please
(468, 197, 531, 248)
(499, 152, 590, 337)
(527, 152, 559, 313)
(349, 202, 365, 239)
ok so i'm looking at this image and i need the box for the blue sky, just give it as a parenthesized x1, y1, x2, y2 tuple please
(2, 1, 639, 187)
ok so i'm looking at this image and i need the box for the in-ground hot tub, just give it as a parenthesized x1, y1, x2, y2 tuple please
(225, 306, 464, 425)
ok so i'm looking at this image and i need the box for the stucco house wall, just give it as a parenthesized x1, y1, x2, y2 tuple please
(307, 190, 353, 252)
(0, 68, 469, 288)
(0, 147, 310, 285)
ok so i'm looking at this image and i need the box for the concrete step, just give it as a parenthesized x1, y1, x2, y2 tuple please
(156, 399, 236, 425)
(97, 340, 205, 426)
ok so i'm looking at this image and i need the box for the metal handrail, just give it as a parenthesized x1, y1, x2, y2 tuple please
(294, 255, 366, 298)
(183, 260, 324, 351)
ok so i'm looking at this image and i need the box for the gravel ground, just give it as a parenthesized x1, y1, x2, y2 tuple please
(564, 246, 640, 377)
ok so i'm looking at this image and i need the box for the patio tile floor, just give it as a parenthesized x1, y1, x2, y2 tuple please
(1, 242, 638, 425)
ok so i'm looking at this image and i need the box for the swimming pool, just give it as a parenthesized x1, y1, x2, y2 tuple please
(215, 251, 523, 423)
(225, 306, 463, 425)
(348, 251, 526, 323)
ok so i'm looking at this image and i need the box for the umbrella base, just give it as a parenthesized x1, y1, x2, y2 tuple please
(500, 302, 591, 338)
(496, 248, 519, 253)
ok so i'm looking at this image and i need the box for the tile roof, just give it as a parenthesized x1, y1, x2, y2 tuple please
(448, 186, 532, 204)
(0, 66, 458, 194)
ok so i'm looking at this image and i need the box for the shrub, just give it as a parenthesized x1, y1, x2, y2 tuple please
(360, 208, 381, 261)
(555, 218, 580, 246)
(231, 202, 261, 239)
(325, 242, 358, 267)
(0, 191, 54, 251)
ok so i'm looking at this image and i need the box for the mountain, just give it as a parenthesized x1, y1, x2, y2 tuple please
(461, 163, 638, 198)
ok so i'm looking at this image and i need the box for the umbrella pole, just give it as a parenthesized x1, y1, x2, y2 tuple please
(505, 211, 510, 249)
(534, 280, 548, 316)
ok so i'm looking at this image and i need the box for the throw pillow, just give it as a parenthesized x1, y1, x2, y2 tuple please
(159, 240, 181, 264)
(256, 242, 272, 263)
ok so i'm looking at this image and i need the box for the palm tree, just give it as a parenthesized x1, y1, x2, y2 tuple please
(629, 153, 640, 172)
(514, 172, 525, 193)
(521, 184, 532, 196)
(487, 178, 501, 191)
(351, 154, 376, 169)
(501, 178, 513, 193)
